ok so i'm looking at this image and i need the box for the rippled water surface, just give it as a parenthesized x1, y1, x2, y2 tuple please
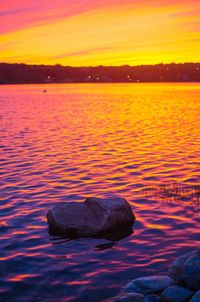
(0, 83, 199, 302)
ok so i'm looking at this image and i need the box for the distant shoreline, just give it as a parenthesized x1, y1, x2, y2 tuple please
(1, 81, 200, 85)
(0, 62, 199, 84)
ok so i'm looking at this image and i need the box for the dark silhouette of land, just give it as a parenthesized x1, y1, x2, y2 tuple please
(0, 62, 199, 84)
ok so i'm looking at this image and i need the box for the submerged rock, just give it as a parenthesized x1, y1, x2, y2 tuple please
(47, 197, 135, 238)
(190, 290, 200, 302)
(123, 275, 174, 295)
(144, 294, 161, 302)
(169, 249, 200, 291)
(160, 285, 193, 302)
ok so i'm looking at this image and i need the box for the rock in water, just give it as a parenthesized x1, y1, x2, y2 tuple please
(47, 197, 135, 237)
(169, 249, 200, 291)
(123, 275, 174, 295)
(190, 290, 200, 302)
(160, 285, 193, 302)
(144, 295, 161, 302)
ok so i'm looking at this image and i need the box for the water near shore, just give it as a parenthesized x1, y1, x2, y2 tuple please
(0, 83, 199, 301)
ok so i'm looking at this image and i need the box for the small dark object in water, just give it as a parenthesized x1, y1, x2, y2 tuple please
(43, 90, 47, 93)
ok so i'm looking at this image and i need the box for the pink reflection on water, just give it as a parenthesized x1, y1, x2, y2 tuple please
(0, 83, 199, 301)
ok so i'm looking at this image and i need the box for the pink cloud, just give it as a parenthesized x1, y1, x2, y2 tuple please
(0, 0, 199, 35)
(52, 46, 113, 60)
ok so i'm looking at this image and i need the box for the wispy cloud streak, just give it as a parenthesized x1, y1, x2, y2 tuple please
(0, 0, 199, 65)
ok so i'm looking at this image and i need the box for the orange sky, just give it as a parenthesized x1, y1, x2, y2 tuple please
(0, 0, 199, 66)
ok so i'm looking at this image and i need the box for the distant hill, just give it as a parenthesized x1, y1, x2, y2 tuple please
(0, 62, 199, 84)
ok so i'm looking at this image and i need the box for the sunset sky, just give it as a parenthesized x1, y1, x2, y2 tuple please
(0, 0, 200, 66)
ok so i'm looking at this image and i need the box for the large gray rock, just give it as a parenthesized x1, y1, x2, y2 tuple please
(190, 290, 200, 302)
(160, 285, 193, 302)
(47, 197, 135, 237)
(169, 249, 200, 291)
(123, 275, 174, 295)
(104, 292, 144, 302)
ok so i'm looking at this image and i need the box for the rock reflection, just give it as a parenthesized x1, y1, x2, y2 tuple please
(95, 228, 133, 250)
(49, 227, 133, 250)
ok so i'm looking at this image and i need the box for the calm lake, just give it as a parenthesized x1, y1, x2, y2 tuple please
(0, 83, 199, 301)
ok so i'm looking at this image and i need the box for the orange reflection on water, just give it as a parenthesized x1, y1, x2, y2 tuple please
(8, 274, 38, 282)
(0, 83, 199, 301)
(66, 280, 91, 285)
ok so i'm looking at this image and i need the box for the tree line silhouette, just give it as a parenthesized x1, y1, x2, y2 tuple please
(0, 62, 199, 84)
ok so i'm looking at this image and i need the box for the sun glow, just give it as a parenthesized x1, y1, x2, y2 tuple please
(0, 0, 199, 66)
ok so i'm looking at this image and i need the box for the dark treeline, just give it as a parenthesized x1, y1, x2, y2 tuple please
(0, 62, 199, 84)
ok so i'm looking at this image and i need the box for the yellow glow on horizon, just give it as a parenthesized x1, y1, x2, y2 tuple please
(0, 3, 199, 66)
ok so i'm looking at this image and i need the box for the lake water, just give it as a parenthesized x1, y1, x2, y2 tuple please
(0, 83, 199, 301)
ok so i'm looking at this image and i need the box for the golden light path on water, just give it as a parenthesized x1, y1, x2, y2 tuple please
(0, 83, 199, 301)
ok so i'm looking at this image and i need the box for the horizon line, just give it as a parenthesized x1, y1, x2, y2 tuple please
(1, 62, 200, 68)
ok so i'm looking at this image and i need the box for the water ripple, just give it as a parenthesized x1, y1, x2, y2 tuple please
(0, 83, 199, 301)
